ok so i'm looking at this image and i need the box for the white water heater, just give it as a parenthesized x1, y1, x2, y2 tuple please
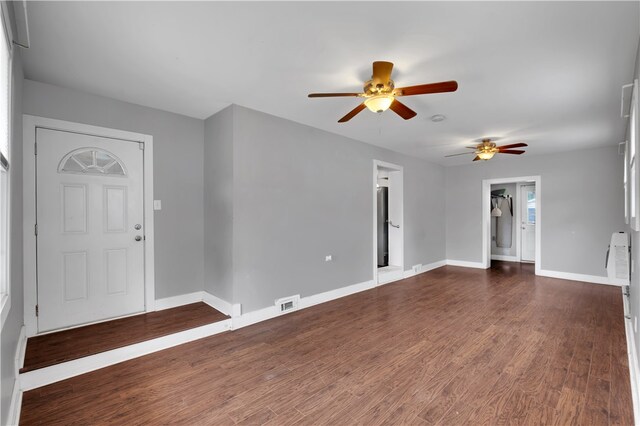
(606, 232, 630, 285)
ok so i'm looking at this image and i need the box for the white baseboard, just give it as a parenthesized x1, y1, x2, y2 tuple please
(537, 269, 615, 286)
(155, 291, 238, 317)
(16, 326, 26, 371)
(202, 292, 240, 317)
(446, 259, 487, 269)
(403, 260, 447, 278)
(7, 326, 26, 426)
(7, 378, 22, 426)
(20, 319, 232, 391)
(378, 268, 404, 285)
(622, 288, 640, 424)
(300, 280, 376, 310)
(491, 255, 519, 262)
(155, 291, 204, 311)
(233, 279, 377, 330)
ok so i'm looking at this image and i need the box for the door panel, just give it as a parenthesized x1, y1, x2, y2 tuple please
(36, 128, 145, 332)
(520, 184, 536, 262)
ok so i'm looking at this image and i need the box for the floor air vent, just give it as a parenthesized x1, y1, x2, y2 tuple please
(275, 295, 300, 313)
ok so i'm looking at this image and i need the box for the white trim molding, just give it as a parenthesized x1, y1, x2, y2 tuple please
(481, 176, 542, 276)
(20, 320, 232, 391)
(7, 379, 21, 426)
(491, 255, 519, 262)
(372, 160, 404, 286)
(202, 292, 240, 317)
(156, 291, 239, 317)
(7, 326, 26, 426)
(623, 287, 640, 423)
(403, 260, 447, 278)
(446, 259, 486, 269)
(22, 115, 155, 337)
(233, 279, 376, 330)
(537, 269, 616, 286)
(154, 292, 204, 311)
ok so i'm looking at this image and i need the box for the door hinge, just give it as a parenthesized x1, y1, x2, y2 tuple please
(35, 305, 39, 317)
(34, 142, 37, 155)
(34, 224, 38, 236)
(138, 142, 145, 150)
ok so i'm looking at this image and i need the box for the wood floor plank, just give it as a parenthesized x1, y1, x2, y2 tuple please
(21, 302, 229, 372)
(20, 262, 633, 425)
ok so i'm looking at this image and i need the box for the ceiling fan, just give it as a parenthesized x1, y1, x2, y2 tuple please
(308, 61, 458, 123)
(445, 139, 528, 161)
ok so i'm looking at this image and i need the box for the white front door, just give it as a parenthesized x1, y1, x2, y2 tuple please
(520, 184, 536, 262)
(36, 128, 145, 332)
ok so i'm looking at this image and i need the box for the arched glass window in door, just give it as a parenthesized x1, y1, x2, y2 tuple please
(58, 148, 126, 176)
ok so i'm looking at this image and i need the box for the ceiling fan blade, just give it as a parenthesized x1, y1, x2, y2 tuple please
(308, 93, 362, 98)
(372, 61, 394, 84)
(389, 99, 417, 120)
(498, 149, 525, 155)
(338, 103, 367, 123)
(497, 142, 528, 149)
(466, 146, 479, 149)
(445, 152, 475, 157)
(395, 81, 458, 97)
(473, 156, 482, 162)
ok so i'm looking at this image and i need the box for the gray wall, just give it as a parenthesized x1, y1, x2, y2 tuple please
(229, 105, 446, 312)
(1, 49, 24, 426)
(22, 80, 205, 299)
(490, 183, 517, 257)
(446, 145, 625, 276)
(203, 106, 234, 302)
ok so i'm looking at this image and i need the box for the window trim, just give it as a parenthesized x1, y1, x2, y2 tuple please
(630, 80, 639, 231)
(0, 1, 13, 330)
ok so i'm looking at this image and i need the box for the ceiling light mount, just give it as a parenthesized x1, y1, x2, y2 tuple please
(430, 114, 446, 122)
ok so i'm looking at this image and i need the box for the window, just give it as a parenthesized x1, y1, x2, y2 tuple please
(630, 80, 639, 231)
(0, 4, 11, 327)
(59, 148, 126, 176)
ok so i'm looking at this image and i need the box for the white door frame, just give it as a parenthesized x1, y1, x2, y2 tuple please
(372, 160, 404, 284)
(482, 175, 541, 276)
(23, 115, 155, 337)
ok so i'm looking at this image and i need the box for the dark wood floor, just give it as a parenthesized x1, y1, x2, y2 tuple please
(21, 302, 229, 372)
(21, 262, 633, 425)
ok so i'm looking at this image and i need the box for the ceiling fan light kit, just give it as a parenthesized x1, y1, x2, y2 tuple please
(364, 94, 394, 113)
(308, 61, 458, 122)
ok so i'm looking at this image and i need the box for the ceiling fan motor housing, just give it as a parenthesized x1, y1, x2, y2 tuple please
(364, 79, 395, 96)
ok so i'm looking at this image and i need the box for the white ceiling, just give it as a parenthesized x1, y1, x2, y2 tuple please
(22, 1, 640, 165)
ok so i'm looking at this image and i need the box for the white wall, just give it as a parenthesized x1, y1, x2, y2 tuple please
(22, 80, 206, 299)
(446, 146, 625, 277)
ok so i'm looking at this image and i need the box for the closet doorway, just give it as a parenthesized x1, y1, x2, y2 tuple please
(482, 176, 541, 274)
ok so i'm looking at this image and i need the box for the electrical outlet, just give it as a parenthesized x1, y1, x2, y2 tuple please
(412, 264, 422, 274)
(325, 255, 332, 262)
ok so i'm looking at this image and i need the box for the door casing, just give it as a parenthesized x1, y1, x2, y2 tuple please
(23, 115, 155, 337)
(482, 175, 541, 275)
(372, 160, 404, 283)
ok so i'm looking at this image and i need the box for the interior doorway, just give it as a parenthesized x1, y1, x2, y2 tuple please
(482, 176, 541, 274)
(373, 160, 403, 284)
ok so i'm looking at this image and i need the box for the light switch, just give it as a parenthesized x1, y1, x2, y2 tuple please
(153, 200, 162, 210)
